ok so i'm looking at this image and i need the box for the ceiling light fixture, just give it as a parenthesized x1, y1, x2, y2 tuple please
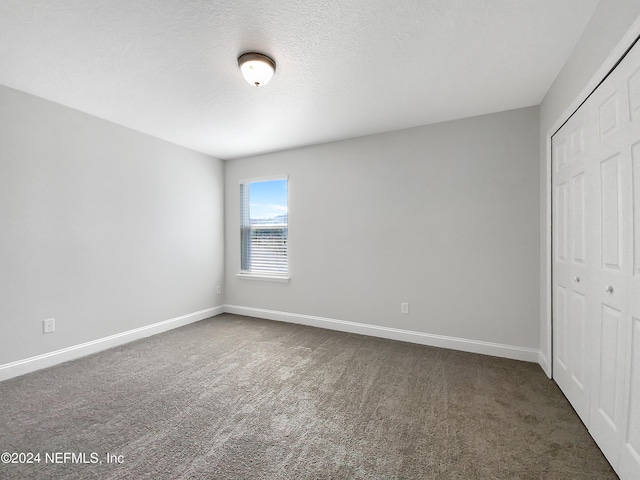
(238, 52, 276, 87)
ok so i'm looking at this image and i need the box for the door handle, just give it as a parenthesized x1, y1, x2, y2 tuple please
(605, 285, 614, 294)
(574, 276, 580, 283)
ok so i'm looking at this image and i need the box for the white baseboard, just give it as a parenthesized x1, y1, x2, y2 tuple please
(1, 304, 545, 382)
(0, 306, 224, 382)
(538, 352, 552, 378)
(224, 305, 541, 364)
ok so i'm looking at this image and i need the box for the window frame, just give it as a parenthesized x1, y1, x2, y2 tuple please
(237, 175, 290, 282)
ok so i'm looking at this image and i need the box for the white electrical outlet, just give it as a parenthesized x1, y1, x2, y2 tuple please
(216, 285, 222, 294)
(401, 303, 409, 314)
(43, 318, 55, 333)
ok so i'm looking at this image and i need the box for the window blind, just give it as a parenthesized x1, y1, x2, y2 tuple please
(240, 179, 288, 276)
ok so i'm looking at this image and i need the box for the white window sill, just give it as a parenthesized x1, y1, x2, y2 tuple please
(236, 273, 290, 283)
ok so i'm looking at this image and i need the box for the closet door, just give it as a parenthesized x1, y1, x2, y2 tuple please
(587, 58, 632, 466)
(553, 36, 640, 480)
(552, 105, 593, 425)
(618, 40, 640, 480)
(586, 38, 639, 479)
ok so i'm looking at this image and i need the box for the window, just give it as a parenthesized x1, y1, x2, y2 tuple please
(239, 176, 288, 280)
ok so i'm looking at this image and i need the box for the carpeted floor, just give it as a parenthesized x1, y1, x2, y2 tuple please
(0, 314, 615, 479)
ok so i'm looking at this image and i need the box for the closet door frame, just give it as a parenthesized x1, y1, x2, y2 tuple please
(543, 17, 640, 379)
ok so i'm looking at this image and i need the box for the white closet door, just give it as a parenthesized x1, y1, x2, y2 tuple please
(618, 39, 640, 480)
(552, 103, 593, 425)
(553, 37, 640, 480)
(587, 55, 633, 466)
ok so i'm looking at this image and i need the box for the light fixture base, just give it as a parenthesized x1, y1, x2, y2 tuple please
(238, 52, 276, 87)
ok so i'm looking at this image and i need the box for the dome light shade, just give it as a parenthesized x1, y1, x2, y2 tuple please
(238, 52, 276, 87)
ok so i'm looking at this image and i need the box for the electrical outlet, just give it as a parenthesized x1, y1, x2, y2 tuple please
(401, 303, 409, 314)
(43, 318, 55, 333)
(216, 285, 222, 294)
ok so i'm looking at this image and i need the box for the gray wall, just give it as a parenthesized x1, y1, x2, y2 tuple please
(225, 107, 540, 349)
(539, 1, 640, 368)
(0, 85, 224, 365)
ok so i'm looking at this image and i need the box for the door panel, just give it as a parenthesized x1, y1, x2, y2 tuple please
(620, 317, 640, 478)
(633, 142, 640, 276)
(555, 138, 568, 172)
(555, 285, 568, 369)
(573, 173, 586, 263)
(552, 105, 592, 424)
(570, 291, 586, 386)
(628, 65, 640, 121)
(619, 47, 640, 477)
(600, 154, 621, 270)
(571, 125, 585, 158)
(588, 56, 631, 470)
(598, 93, 619, 140)
(625, 318, 640, 449)
(597, 304, 622, 427)
(556, 182, 568, 261)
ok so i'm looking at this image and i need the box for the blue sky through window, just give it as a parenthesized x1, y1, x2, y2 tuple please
(250, 179, 288, 221)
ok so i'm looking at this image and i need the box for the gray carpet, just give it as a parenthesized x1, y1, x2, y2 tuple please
(0, 314, 615, 479)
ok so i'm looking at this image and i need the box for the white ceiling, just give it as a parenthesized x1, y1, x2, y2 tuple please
(0, 0, 599, 160)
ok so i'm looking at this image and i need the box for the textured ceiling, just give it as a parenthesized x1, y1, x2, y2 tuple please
(0, 0, 599, 159)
